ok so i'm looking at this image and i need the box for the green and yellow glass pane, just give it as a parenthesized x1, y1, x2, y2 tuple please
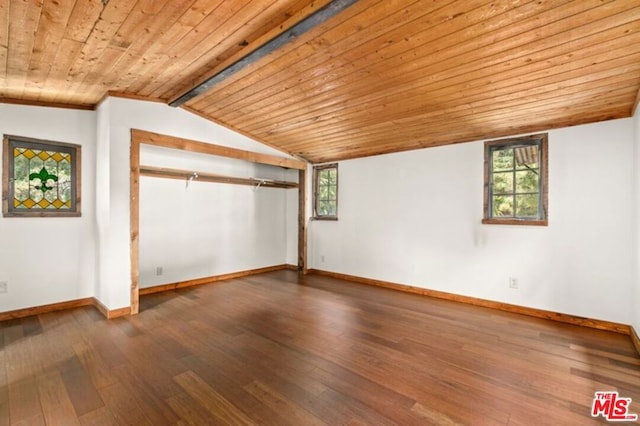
(59, 158, 71, 202)
(52, 199, 65, 209)
(22, 198, 36, 209)
(13, 154, 29, 201)
(28, 155, 43, 173)
(12, 146, 72, 210)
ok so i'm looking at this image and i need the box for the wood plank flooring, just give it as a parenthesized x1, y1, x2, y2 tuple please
(0, 270, 638, 425)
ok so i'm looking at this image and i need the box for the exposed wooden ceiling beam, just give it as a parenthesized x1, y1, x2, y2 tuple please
(168, 0, 360, 107)
(131, 129, 307, 170)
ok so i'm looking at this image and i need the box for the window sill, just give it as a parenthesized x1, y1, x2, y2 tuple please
(3, 211, 82, 218)
(482, 218, 547, 226)
(312, 216, 338, 221)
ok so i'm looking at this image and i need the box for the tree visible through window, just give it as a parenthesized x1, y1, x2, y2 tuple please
(313, 163, 338, 219)
(483, 134, 547, 226)
(3, 135, 81, 217)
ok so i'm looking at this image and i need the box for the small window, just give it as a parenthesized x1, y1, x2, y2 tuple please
(3, 135, 81, 217)
(483, 133, 547, 226)
(313, 163, 338, 220)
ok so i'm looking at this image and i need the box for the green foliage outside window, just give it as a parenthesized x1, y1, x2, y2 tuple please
(314, 164, 338, 218)
(484, 134, 547, 225)
(491, 146, 540, 218)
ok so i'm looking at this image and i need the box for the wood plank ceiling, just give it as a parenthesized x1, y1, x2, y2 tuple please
(1, 0, 640, 163)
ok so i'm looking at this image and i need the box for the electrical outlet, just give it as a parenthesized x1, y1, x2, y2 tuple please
(156, 266, 163, 276)
(0, 281, 7, 293)
(320, 255, 325, 263)
(509, 277, 518, 289)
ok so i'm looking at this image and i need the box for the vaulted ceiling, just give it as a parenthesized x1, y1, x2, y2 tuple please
(2, 0, 640, 163)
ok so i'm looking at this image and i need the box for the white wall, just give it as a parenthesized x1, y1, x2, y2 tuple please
(309, 119, 635, 324)
(0, 98, 298, 313)
(633, 109, 640, 334)
(102, 98, 297, 306)
(138, 146, 294, 287)
(1, 98, 636, 327)
(0, 104, 97, 311)
(286, 183, 299, 266)
(95, 99, 111, 306)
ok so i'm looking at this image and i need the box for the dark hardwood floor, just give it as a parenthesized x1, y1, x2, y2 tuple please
(1, 270, 639, 425)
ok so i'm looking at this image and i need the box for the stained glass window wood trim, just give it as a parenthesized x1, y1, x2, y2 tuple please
(2, 135, 81, 217)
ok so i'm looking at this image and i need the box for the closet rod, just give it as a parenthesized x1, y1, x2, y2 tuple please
(139, 165, 298, 189)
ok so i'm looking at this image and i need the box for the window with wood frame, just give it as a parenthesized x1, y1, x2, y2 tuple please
(483, 134, 547, 226)
(313, 163, 338, 219)
(2, 135, 81, 217)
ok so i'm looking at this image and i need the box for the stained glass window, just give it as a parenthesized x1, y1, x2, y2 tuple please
(3, 135, 81, 217)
